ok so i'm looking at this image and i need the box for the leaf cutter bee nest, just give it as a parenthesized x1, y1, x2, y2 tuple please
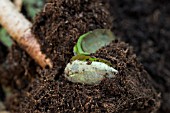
(64, 59, 118, 85)
(64, 29, 118, 85)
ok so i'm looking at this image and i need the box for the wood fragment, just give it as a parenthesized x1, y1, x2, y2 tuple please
(0, 0, 52, 68)
(14, 0, 22, 11)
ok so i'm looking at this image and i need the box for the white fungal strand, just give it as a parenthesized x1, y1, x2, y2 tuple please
(64, 60, 118, 85)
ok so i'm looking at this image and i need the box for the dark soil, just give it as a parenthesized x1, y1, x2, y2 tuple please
(0, 0, 169, 113)
(109, 0, 170, 112)
(0, 42, 7, 101)
(0, 42, 8, 64)
(0, 45, 38, 91)
(6, 40, 160, 113)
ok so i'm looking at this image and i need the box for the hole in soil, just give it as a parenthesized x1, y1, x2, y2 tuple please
(0, 42, 8, 64)
(54, 67, 64, 80)
(114, 39, 118, 43)
(148, 99, 155, 106)
(0, 84, 5, 101)
(45, 65, 50, 69)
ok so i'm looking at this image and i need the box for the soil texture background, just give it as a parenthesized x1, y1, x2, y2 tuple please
(0, 0, 169, 113)
(109, 0, 170, 112)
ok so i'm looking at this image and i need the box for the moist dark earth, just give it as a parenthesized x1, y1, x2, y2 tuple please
(0, 0, 170, 113)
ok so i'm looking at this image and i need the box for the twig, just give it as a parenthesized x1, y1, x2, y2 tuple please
(0, 0, 52, 68)
(14, 0, 22, 11)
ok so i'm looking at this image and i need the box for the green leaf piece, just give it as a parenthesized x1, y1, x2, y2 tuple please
(23, 0, 44, 19)
(73, 29, 116, 55)
(71, 55, 112, 66)
(0, 28, 13, 47)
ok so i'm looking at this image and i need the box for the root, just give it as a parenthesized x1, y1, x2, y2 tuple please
(0, 0, 52, 68)
(14, 0, 22, 11)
